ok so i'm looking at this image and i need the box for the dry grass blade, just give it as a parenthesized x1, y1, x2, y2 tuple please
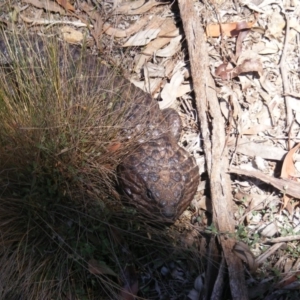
(0, 30, 204, 299)
(0, 30, 154, 200)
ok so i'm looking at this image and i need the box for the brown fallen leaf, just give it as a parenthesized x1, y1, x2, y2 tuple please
(134, 37, 173, 72)
(216, 58, 263, 80)
(266, 11, 286, 39)
(206, 21, 255, 37)
(282, 193, 293, 211)
(280, 143, 300, 180)
(107, 142, 122, 153)
(60, 26, 83, 44)
(115, 0, 163, 15)
(235, 21, 251, 59)
(22, 0, 65, 14)
(279, 143, 300, 208)
(102, 17, 149, 38)
(236, 141, 286, 161)
(123, 17, 177, 47)
(56, 0, 74, 12)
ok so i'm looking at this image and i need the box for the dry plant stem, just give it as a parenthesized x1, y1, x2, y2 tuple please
(230, 167, 300, 199)
(279, 16, 294, 149)
(266, 235, 300, 243)
(177, 1, 248, 299)
(255, 243, 285, 266)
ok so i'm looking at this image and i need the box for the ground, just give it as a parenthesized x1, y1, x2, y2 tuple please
(0, 0, 300, 299)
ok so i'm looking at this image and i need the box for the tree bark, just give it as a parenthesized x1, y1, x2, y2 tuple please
(177, 1, 249, 299)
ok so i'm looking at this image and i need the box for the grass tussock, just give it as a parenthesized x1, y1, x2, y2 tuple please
(0, 31, 137, 198)
(0, 30, 203, 299)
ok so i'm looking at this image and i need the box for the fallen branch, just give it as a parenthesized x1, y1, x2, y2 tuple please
(177, 1, 248, 299)
(265, 235, 300, 243)
(229, 167, 300, 199)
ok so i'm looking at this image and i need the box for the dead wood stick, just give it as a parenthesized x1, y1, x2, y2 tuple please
(265, 235, 300, 243)
(230, 167, 300, 199)
(279, 16, 294, 149)
(177, 1, 248, 299)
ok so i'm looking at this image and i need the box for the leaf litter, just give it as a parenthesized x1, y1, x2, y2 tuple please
(1, 0, 300, 298)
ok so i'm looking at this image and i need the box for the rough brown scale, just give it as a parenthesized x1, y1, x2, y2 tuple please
(118, 99, 200, 222)
(0, 34, 200, 222)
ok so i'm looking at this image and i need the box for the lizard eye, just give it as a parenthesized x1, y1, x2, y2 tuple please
(146, 189, 153, 200)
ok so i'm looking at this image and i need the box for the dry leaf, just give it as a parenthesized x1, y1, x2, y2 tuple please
(282, 194, 293, 211)
(116, 0, 145, 12)
(144, 63, 165, 78)
(260, 222, 278, 237)
(257, 41, 279, 54)
(240, 124, 273, 136)
(206, 21, 255, 37)
(115, 0, 163, 15)
(60, 26, 83, 44)
(242, 2, 265, 13)
(236, 142, 286, 160)
(176, 82, 192, 97)
(216, 58, 263, 80)
(156, 35, 182, 57)
(134, 37, 171, 72)
(102, 17, 149, 38)
(253, 156, 267, 172)
(23, 0, 65, 14)
(123, 29, 160, 47)
(281, 143, 300, 180)
(56, 0, 74, 11)
(160, 70, 185, 109)
(236, 29, 249, 59)
(140, 35, 175, 55)
(106, 142, 122, 153)
(123, 17, 177, 47)
(156, 18, 178, 37)
(266, 11, 286, 38)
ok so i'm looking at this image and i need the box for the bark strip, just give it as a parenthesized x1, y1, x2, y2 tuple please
(177, 1, 248, 299)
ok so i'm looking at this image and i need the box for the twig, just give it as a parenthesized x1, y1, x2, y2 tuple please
(265, 235, 300, 243)
(20, 14, 91, 28)
(255, 243, 285, 266)
(279, 16, 294, 149)
(230, 166, 300, 199)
